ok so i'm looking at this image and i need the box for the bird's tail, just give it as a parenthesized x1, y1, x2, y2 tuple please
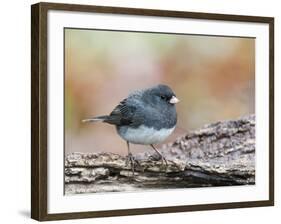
(82, 115, 109, 123)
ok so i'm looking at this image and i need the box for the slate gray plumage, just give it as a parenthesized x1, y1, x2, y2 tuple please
(83, 84, 179, 174)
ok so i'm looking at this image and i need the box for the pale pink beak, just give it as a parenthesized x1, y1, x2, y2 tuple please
(169, 96, 180, 104)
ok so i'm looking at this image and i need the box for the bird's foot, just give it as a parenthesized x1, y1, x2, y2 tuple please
(125, 153, 143, 176)
(149, 153, 168, 171)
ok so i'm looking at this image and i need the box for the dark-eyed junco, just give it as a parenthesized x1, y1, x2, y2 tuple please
(82, 84, 179, 174)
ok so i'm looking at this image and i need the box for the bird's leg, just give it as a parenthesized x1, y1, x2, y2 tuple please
(125, 141, 135, 176)
(125, 142, 144, 176)
(150, 144, 168, 170)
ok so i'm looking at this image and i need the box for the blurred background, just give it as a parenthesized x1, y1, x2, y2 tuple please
(65, 28, 255, 155)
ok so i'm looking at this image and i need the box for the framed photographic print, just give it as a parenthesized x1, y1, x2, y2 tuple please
(31, 2, 274, 221)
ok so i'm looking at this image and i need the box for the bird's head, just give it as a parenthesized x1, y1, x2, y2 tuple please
(146, 84, 179, 106)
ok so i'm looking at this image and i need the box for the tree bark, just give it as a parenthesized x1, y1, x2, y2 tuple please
(65, 114, 255, 194)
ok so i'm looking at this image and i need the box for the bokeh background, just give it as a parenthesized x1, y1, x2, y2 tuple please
(65, 28, 255, 155)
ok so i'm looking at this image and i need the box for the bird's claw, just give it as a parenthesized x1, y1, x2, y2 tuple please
(125, 153, 144, 176)
(149, 153, 168, 171)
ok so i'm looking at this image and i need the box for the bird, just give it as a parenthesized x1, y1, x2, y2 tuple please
(82, 84, 179, 175)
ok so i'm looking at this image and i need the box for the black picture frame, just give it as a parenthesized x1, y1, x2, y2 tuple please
(31, 2, 274, 221)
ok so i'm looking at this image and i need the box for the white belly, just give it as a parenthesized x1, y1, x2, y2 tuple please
(118, 125, 175, 145)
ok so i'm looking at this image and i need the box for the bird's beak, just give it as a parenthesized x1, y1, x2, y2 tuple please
(169, 96, 180, 104)
(82, 118, 92, 123)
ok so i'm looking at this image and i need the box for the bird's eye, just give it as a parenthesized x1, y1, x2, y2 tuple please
(160, 95, 166, 100)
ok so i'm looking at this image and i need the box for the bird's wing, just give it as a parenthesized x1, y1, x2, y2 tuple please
(104, 98, 143, 127)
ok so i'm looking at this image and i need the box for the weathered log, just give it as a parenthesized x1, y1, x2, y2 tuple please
(65, 114, 255, 194)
